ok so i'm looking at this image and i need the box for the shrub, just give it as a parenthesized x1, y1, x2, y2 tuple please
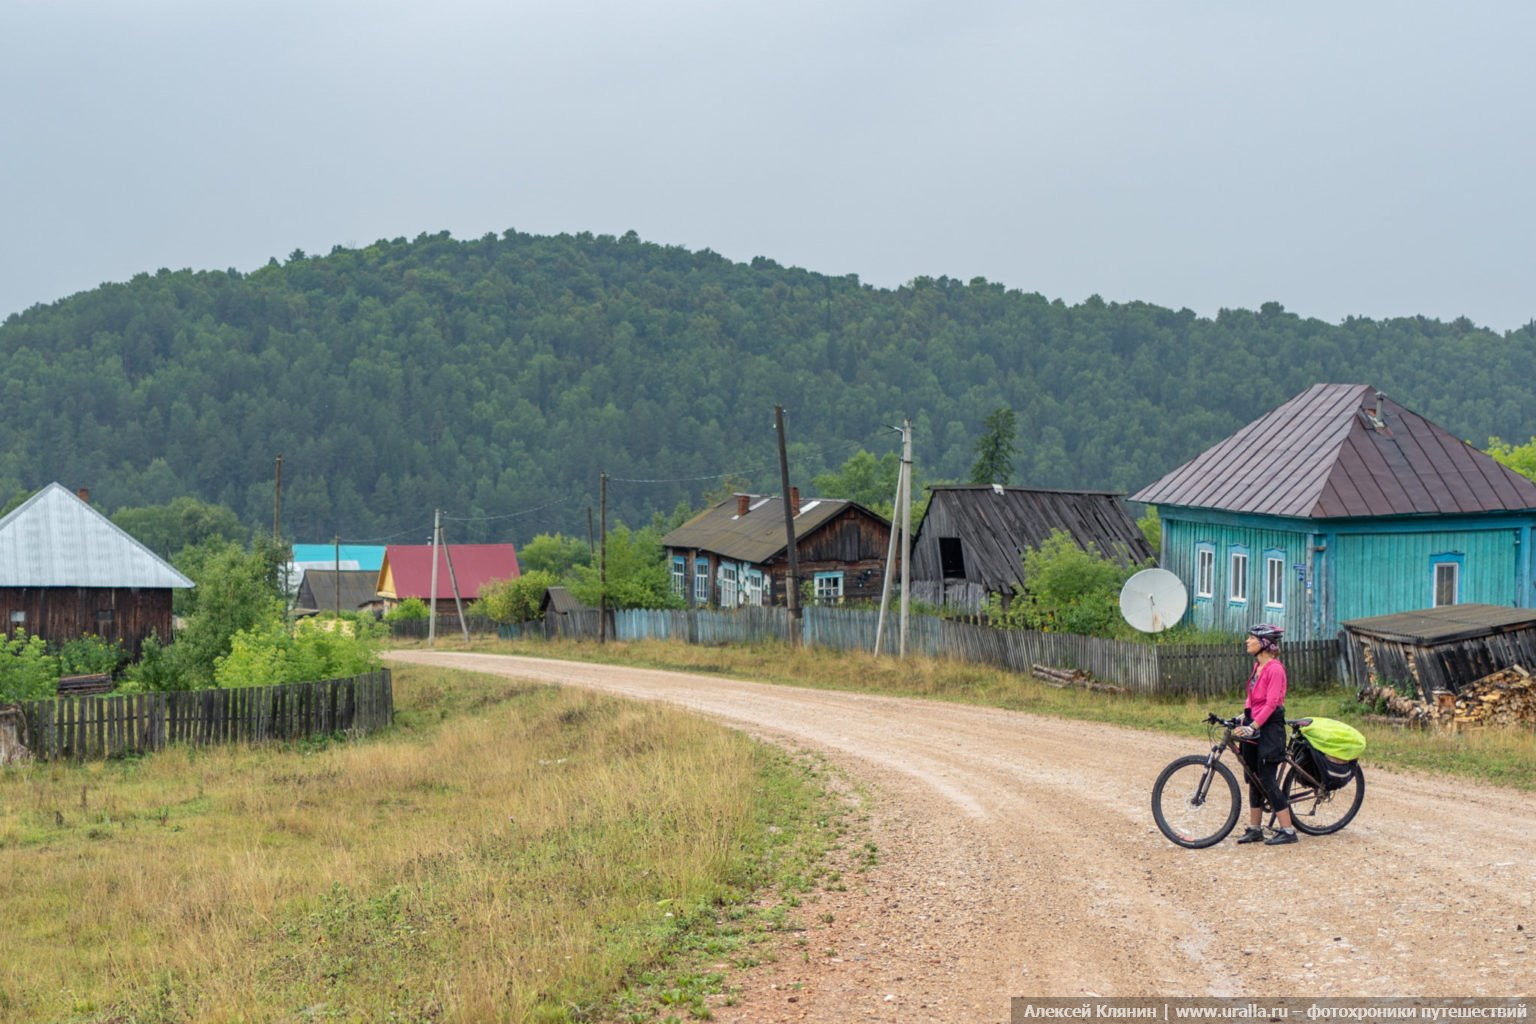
(214, 618, 381, 689)
(0, 629, 59, 702)
(987, 529, 1148, 638)
(383, 598, 430, 623)
(58, 633, 128, 676)
(477, 570, 558, 623)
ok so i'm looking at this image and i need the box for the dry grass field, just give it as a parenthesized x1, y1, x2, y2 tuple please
(0, 665, 847, 1023)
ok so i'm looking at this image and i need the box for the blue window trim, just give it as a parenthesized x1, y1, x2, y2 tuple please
(1227, 545, 1250, 605)
(814, 570, 844, 602)
(692, 557, 711, 604)
(1263, 549, 1286, 609)
(1194, 543, 1215, 601)
(1430, 552, 1464, 607)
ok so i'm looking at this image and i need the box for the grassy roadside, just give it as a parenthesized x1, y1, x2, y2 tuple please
(406, 634, 1536, 791)
(0, 665, 858, 1023)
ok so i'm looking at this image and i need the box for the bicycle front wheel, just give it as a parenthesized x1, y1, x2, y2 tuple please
(1283, 761, 1365, 835)
(1152, 755, 1241, 849)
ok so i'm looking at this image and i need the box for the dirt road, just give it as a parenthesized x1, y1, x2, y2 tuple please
(387, 652, 1535, 1021)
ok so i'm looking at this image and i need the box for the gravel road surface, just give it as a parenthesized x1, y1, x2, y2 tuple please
(386, 651, 1535, 1022)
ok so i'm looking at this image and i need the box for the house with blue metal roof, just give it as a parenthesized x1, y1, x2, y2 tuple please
(1131, 384, 1536, 640)
(0, 482, 194, 655)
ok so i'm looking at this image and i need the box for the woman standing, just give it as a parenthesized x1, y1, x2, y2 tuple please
(1233, 623, 1297, 845)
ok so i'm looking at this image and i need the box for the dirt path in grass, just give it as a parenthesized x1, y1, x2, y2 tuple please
(386, 652, 1535, 1022)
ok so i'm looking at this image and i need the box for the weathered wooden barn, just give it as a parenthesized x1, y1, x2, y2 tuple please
(1341, 604, 1536, 701)
(0, 483, 193, 655)
(908, 485, 1153, 612)
(1133, 384, 1536, 640)
(662, 490, 892, 607)
(293, 569, 383, 616)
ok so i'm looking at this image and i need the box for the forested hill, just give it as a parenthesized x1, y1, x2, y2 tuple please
(3, 228, 1534, 542)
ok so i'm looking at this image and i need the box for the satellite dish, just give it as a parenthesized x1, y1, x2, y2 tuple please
(1119, 568, 1188, 633)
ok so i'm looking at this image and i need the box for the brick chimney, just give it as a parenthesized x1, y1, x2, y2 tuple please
(75, 487, 90, 505)
(736, 494, 750, 516)
(790, 486, 801, 516)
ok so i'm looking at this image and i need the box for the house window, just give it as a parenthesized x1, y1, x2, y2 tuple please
(719, 563, 739, 607)
(744, 569, 765, 606)
(693, 558, 710, 604)
(814, 571, 844, 603)
(1228, 547, 1249, 604)
(1195, 545, 1215, 599)
(939, 538, 967, 579)
(96, 609, 115, 624)
(8, 610, 24, 625)
(1265, 553, 1285, 609)
(1432, 555, 1462, 607)
(671, 556, 686, 597)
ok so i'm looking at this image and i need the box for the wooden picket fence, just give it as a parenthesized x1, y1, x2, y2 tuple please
(12, 669, 394, 761)
(535, 605, 1347, 697)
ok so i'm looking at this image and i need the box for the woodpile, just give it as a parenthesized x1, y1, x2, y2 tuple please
(1441, 665, 1536, 728)
(1360, 666, 1536, 728)
(1031, 664, 1127, 695)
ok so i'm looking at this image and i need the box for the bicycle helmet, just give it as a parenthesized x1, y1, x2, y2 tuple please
(1248, 623, 1284, 652)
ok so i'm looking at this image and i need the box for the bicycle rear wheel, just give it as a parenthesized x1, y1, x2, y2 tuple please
(1152, 755, 1241, 849)
(1283, 761, 1365, 835)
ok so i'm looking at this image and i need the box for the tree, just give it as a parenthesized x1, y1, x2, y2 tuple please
(813, 450, 901, 515)
(1485, 437, 1536, 482)
(111, 496, 247, 560)
(477, 570, 558, 622)
(569, 524, 681, 610)
(969, 407, 1017, 485)
(168, 540, 287, 686)
(517, 533, 591, 578)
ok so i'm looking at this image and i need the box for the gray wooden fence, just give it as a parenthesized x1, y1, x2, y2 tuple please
(12, 669, 394, 761)
(525, 605, 1346, 697)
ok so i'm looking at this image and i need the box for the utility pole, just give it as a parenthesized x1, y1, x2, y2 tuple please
(775, 404, 801, 648)
(428, 509, 441, 647)
(873, 421, 913, 658)
(874, 425, 904, 657)
(333, 535, 341, 615)
(442, 536, 470, 643)
(599, 474, 608, 645)
(273, 454, 283, 542)
(899, 418, 913, 658)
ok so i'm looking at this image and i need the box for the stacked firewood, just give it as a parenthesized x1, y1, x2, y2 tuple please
(1362, 666, 1536, 728)
(1441, 665, 1536, 727)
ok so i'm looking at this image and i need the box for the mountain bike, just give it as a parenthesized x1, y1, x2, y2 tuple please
(1150, 713, 1366, 848)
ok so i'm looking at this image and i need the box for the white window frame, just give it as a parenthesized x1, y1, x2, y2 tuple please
(693, 558, 710, 604)
(814, 571, 844, 603)
(1195, 545, 1215, 599)
(719, 563, 739, 608)
(1432, 559, 1460, 607)
(1228, 548, 1249, 604)
(1265, 553, 1285, 609)
(670, 556, 686, 597)
(744, 569, 764, 606)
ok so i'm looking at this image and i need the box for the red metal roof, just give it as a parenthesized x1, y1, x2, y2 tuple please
(1131, 383, 1536, 518)
(381, 544, 520, 600)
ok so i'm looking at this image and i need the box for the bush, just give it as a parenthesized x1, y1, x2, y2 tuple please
(477, 571, 558, 623)
(120, 635, 184, 692)
(383, 598, 430, 623)
(987, 529, 1148, 638)
(0, 629, 59, 702)
(214, 618, 381, 689)
(58, 634, 128, 676)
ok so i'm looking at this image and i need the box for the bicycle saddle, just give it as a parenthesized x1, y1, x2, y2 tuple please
(1289, 717, 1313, 727)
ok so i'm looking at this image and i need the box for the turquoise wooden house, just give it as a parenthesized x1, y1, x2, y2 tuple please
(1131, 383, 1536, 640)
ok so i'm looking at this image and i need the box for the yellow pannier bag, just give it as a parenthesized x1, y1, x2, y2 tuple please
(1299, 717, 1366, 762)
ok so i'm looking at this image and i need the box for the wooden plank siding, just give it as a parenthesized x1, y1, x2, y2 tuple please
(15, 670, 393, 761)
(0, 586, 173, 658)
(1330, 528, 1519, 624)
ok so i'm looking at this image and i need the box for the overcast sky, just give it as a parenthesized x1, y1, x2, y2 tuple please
(3, 1, 1533, 331)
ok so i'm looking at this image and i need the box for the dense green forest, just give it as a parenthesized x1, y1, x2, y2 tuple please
(2, 229, 1534, 543)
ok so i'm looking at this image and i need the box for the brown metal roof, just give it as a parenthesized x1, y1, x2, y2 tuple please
(1341, 604, 1536, 644)
(661, 494, 877, 564)
(1131, 383, 1536, 518)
